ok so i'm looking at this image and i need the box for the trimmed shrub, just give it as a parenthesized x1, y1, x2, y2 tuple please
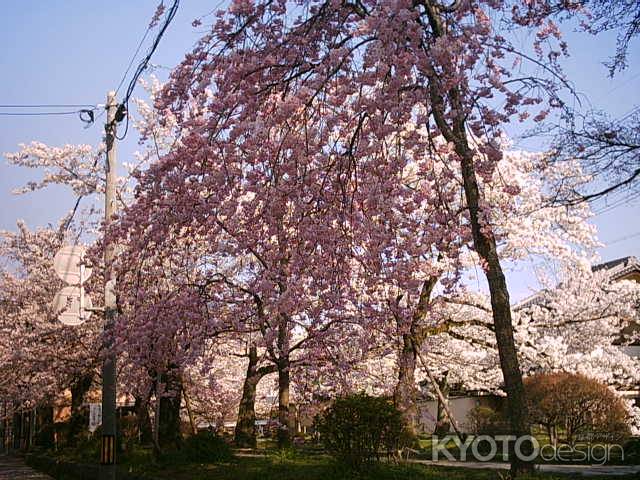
(622, 437, 640, 464)
(466, 406, 508, 436)
(315, 393, 408, 469)
(524, 372, 631, 446)
(179, 431, 234, 463)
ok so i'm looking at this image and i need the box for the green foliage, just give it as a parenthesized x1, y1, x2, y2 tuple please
(466, 406, 509, 436)
(119, 414, 140, 452)
(622, 437, 640, 464)
(52, 429, 101, 464)
(269, 447, 299, 463)
(524, 372, 632, 445)
(35, 422, 56, 449)
(178, 431, 234, 464)
(34, 448, 637, 479)
(315, 393, 408, 469)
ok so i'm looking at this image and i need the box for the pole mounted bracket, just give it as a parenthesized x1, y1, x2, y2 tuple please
(115, 104, 127, 123)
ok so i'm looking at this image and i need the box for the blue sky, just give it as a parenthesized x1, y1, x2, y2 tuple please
(0, 1, 638, 302)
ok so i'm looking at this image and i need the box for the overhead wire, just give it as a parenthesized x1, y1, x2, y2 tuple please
(592, 190, 640, 216)
(606, 231, 640, 245)
(0, 104, 97, 109)
(2, 4, 180, 238)
(115, 0, 180, 141)
(62, 2, 181, 232)
(0, 110, 89, 116)
(0, 103, 101, 126)
(115, 24, 153, 96)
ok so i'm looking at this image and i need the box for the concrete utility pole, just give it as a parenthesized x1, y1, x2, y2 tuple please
(100, 91, 118, 480)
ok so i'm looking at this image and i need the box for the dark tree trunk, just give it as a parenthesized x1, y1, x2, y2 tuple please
(12, 407, 22, 450)
(546, 424, 557, 447)
(235, 345, 276, 448)
(35, 405, 55, 448)
(276, 358, 292, 448)
(134, 393, 153, 445)
(70, 372, 93, 417)
(394, 333, 419, 435)
(456, 134, 532, 471)
(157, 369, 183, 452)
(273, 312, 293, 449)
(434, 372, 451, 435)
(235, 345, 260, 448)
(393, 277, 439, 438)
(68, 371, 94, 444)
(423, 3, 532, 473)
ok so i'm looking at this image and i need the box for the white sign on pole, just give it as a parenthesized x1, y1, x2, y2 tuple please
(89, 403, 102, 433)
(52, 245, 94, 325)
(53, 245, 92, 286)
(52, 285, 93, 326)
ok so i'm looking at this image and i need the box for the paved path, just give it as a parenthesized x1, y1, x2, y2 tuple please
(414, 459, 640, 477)
(0, 455, 53, 479)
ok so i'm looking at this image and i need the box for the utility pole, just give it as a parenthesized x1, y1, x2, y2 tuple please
(100, 90, 118, 480)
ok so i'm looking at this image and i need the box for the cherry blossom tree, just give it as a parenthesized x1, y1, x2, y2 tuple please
(416, 266, 640, 431)
(2, 81, 202, 451)
(353, 142, 599, 434)
(0, 219, 102, 442)
(5, 3, 638, 470)
(154, 1, 597, 470)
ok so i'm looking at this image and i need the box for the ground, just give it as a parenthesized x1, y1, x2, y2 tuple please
(0, 454, 52, 480)
(30, 450, 640, 480)
(112, 455, 640, 480)
(8, 440, 640, 480)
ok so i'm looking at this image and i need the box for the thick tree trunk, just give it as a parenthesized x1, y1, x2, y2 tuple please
(546, 424, 558, 447)
(35, 405, 55, 448)
(182, 384, 197, 436)
(134, 393, 153, 445)
(277, 358, 292, 448)
(434, 372, 450, 435)
(68, 371, 93, 444)
(70, 372, 93, 417)
(12, 409, 22, 450)
(273, 311, 293, 449)
(157, 369, 183, 452)
(235, 345, 260, 448)
(394, 333, 419, 435)
(393, 277, 439, 437)
(235, 345, 276, 448)
(457, 143, 532, 471)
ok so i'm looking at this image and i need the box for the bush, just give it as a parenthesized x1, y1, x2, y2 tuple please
(60, 428, 101, 462)
(622, 437, 640, 464)
(315, 393, 408, 469)
(119, 415, 139, 453)
(466, 406, 508, 436)
(524, 372, 631, 446)
(179, 431, 234, 464)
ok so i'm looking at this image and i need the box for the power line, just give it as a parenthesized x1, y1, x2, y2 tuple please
(606, 231, 640, 245)
(0, 104, 98, 108)
(593, 191, 640, 216)
(115, 25, 153, 96)
(1, 2, 179, 130)
(0, 111, 87, 116)
(116, 0, 180, 141)
(615, 105, 640, 125)
(0, 104, 100, 126)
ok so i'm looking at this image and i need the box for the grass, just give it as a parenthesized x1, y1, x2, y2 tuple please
(41, 436, 639, 479)
(106, 451, 637, 480)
